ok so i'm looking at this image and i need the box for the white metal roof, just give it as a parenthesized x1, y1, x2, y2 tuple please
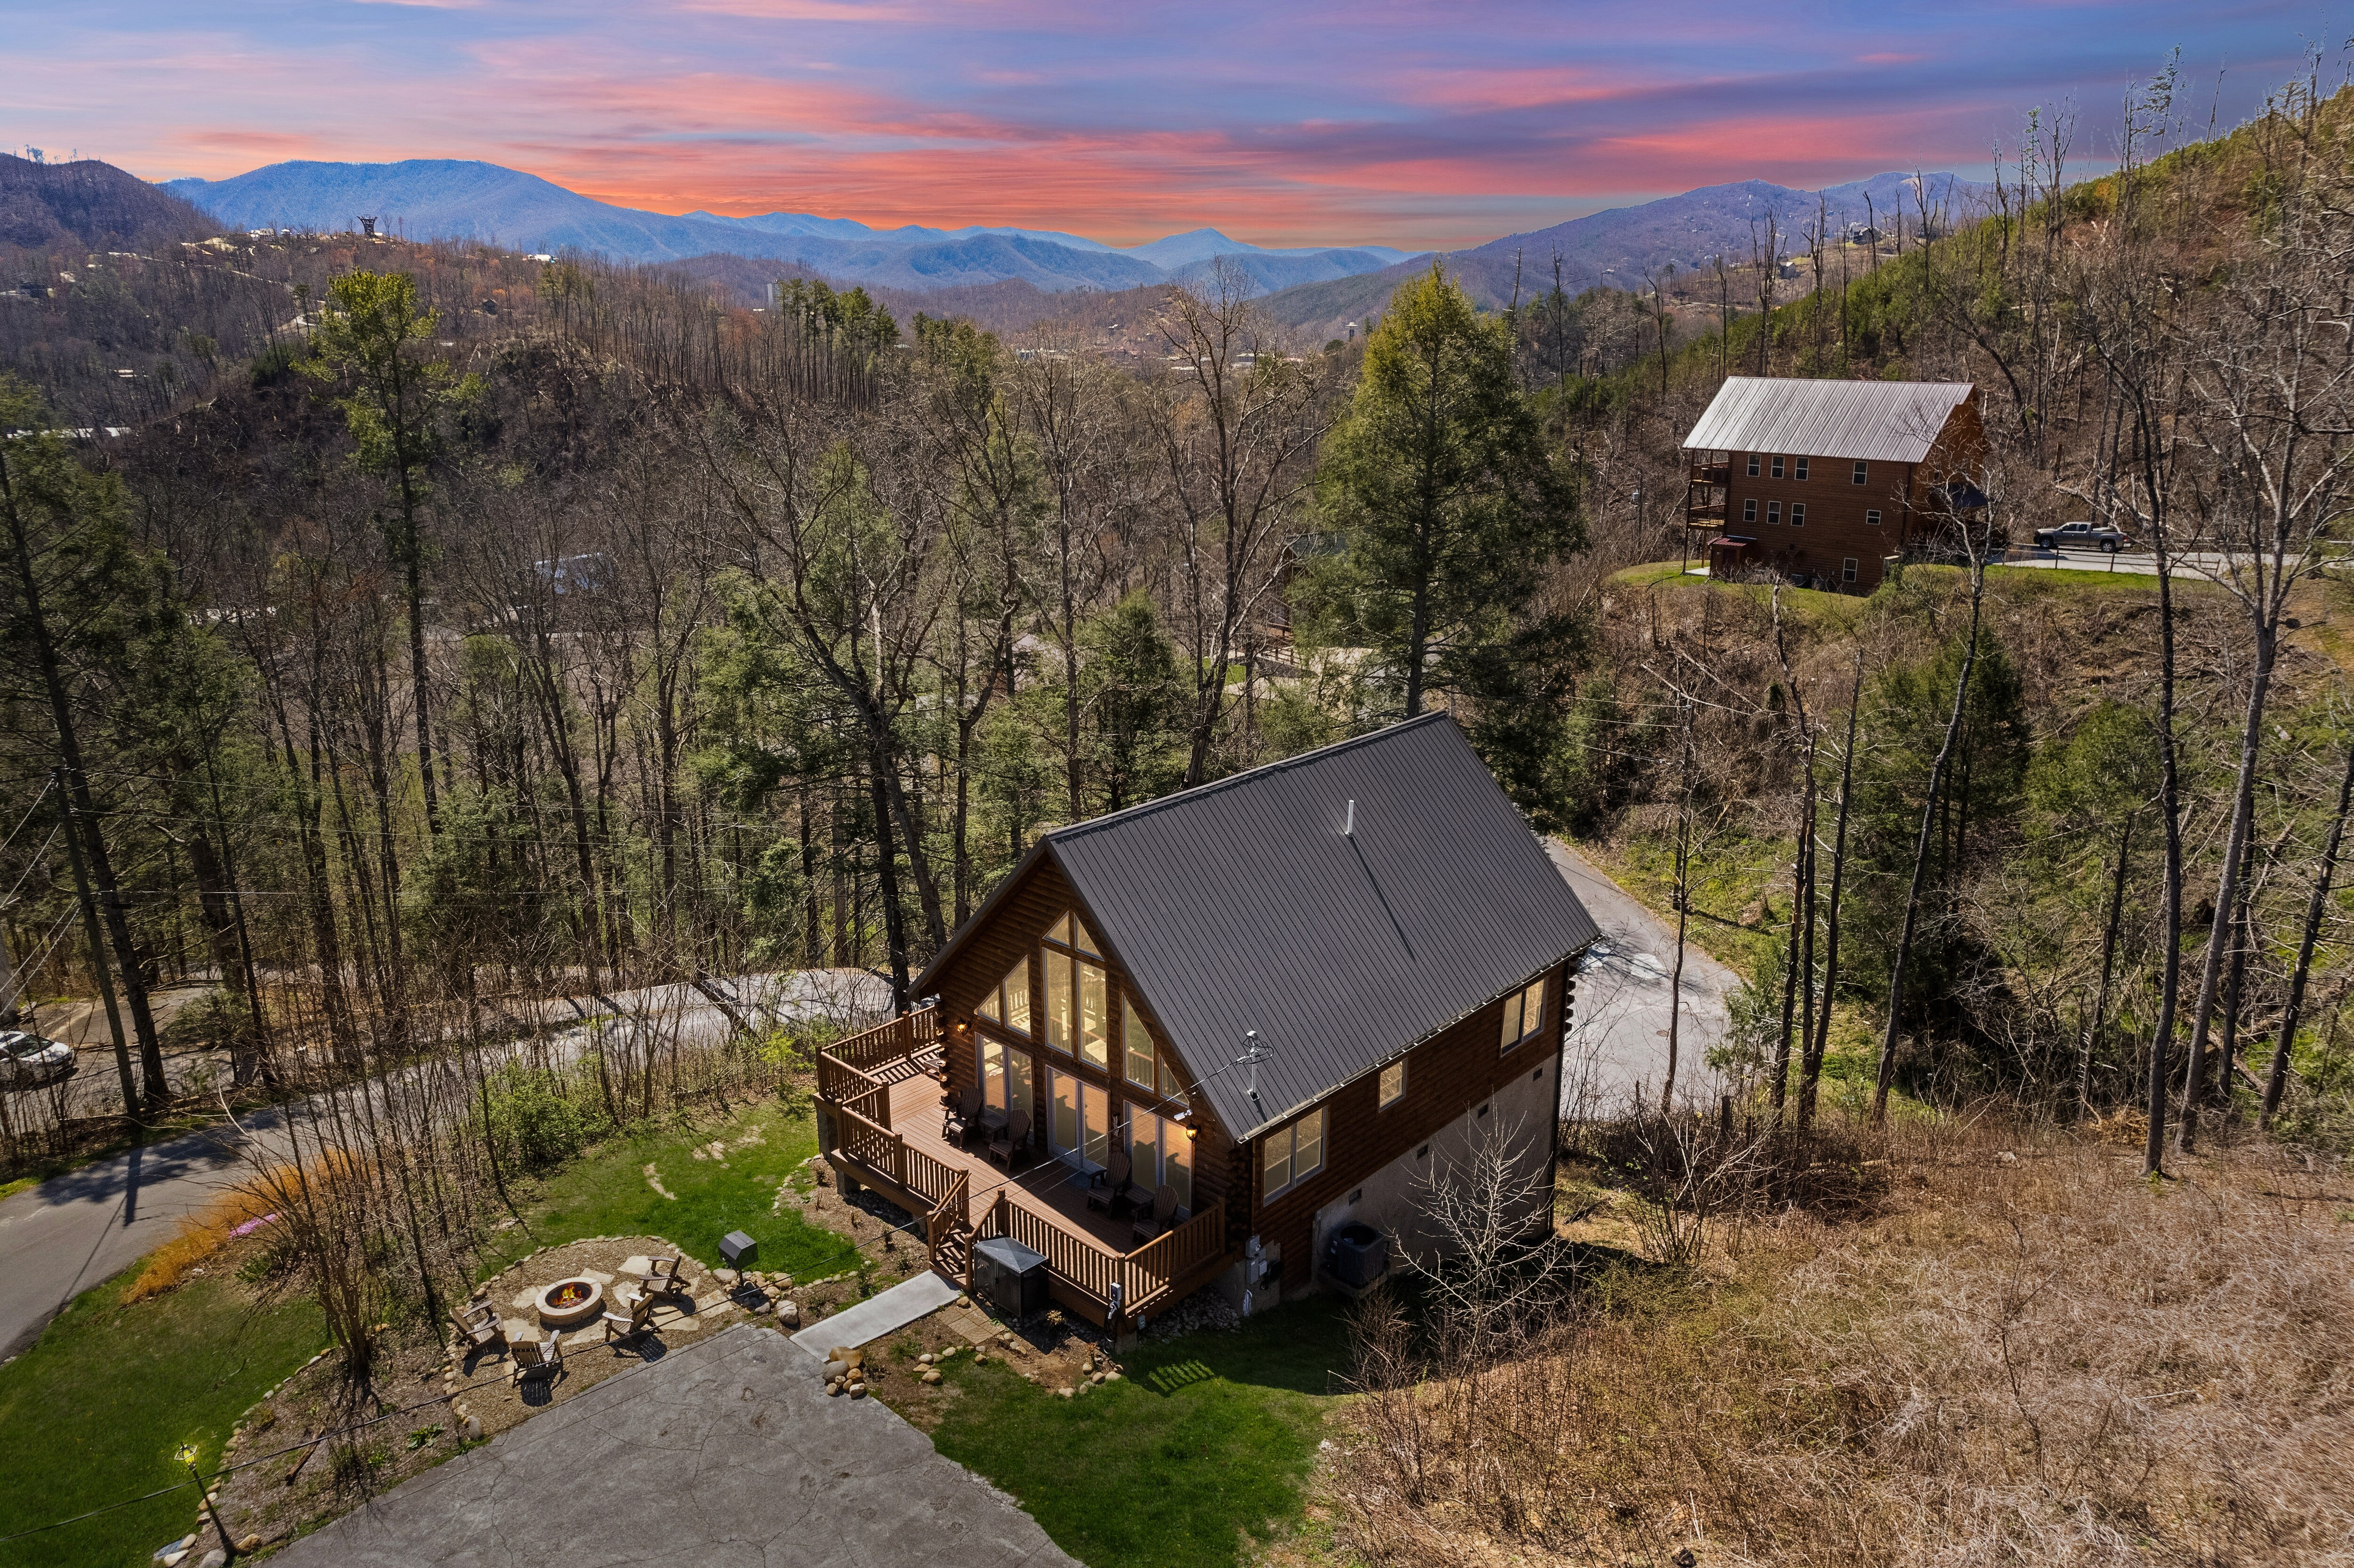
(1683, 377, 1974, 464)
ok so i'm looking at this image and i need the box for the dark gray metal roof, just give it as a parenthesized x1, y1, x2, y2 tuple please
(1683, 376, 1973, 463)
(1028, 714, 1598, 1138)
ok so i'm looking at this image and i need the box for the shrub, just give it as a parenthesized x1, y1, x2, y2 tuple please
(479, 1064, 606, 1173)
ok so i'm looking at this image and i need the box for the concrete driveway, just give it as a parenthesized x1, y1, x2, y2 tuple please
(1548, 839, 1737, 1114)
(275, 1323, 1077, 1568)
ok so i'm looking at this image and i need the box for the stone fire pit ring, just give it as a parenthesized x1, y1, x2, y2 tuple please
(535, 1276, 606, 1330)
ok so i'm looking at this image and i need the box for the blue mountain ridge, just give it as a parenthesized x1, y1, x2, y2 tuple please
(161, 159, 1411, 293)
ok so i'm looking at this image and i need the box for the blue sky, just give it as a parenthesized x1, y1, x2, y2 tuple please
(8, 2, 2343, 248)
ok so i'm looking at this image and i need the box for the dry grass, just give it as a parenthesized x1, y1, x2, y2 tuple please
(121, 1178, 288, 1302)
(1333, 1118, 2354, 1566)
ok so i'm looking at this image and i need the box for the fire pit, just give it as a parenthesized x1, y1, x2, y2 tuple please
(535, 1276, 606, 1330)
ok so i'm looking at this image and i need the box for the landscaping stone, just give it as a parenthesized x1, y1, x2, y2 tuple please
(922, 1369, 942, 1385)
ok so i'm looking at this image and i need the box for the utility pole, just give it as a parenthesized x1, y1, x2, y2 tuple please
(56, 770, 137, 1121)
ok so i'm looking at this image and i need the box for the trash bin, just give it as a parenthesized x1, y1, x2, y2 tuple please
(970, 1235, 1049, 1319)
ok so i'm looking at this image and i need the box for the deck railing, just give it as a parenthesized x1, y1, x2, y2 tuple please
(927, 1167, 970, 1278)
(827, 1005, 942, 1073)
(836, 1102, 905, 1189)
(1121, 1200, 1228, 1315)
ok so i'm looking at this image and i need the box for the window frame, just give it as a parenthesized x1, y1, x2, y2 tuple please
(1789, 502, 1805, 527)
(1746, 454, 1760, 477)
(1852, 460, 1869, 485)
(1041, 911, 1110, 1066)
(1261, 1104, 1328, 1203)
(1378, 1058, 1406, 1109)
(975, 957, 1031, 1036)
(1741, 497, 1757, 523)
(1498, 976, 1549, 1053)
(1842, 557, 1859, 583)
(1794, 456, 1809, 480)
(1770, 455, 1785, 479)
(1865, 508, 1883, 527)
(1767, 499, 1782, 525)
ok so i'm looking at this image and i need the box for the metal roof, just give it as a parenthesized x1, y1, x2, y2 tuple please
(1682, 376, 1974, 464)
(924, 714, 1599, 1139)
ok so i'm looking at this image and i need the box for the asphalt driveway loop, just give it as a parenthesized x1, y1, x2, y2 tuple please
(274, 1322, 1077, 1567)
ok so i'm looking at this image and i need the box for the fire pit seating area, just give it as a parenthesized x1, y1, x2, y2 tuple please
(468, 1239, 737, 1383)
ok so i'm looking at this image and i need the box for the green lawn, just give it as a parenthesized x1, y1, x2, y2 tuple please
(929, 1297, 1352, 1568)
(0, 1267, 323, 1567)
(482, 1097, 861, 1281)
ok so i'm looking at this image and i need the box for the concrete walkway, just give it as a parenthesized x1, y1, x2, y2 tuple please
(274, 1323, 1077, 1567)
(793, 1270, 960, 1362)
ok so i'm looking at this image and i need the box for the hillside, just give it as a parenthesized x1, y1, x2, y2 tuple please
(0, 154, 218, 250)
(1255, 170, 1986, 338)
(161, 159, 1405, 294)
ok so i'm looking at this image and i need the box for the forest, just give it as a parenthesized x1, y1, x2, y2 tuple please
(0, 55, 2351, 1568)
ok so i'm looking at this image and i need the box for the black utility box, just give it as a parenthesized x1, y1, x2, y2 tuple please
(970, 1235, 1049, 1319)
(720, 1230, 758, 1268)
(1326, 1222, 1387, 1288)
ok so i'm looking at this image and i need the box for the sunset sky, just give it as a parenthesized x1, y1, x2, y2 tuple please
(8, 2, 2337, 249)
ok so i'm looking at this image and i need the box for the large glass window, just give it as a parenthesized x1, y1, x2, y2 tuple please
(1127, 1110, 1193, 1212)
(1499, 977, 1548, 1052)
(1122, 996, 1156, 1088)
(980, 1037, 1032, 1117)
(1048, 1069, 1110, 1171)
(975, 958, 1030, 1034)
(1261, 1105, 1326, 1201)
(1078, 961, 1109, 1070)
(1043, 950, 1073, 1053)
(1043, 911, 1106, 1061)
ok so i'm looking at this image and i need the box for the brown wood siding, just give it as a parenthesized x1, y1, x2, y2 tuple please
(930, 855, 1236, 1220)
(1243, 959, 1570, 1293)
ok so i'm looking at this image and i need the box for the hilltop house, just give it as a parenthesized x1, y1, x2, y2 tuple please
(1682, 377, 1986, 589)
(812, 714, 1600, 1335)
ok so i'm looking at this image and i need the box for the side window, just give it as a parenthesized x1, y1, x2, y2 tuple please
(1790, 503, 1805, 527)
(1746, 454, 1760, 477)
(1122, 996, 1155, 1089)
(1770, 455, 1785, 479)
(1767, 500, 1782, 524)
(1499, 978, 1548, 1052)
(1795, 456, 1809, 480)
(1842, 557, 1859, 583)
(1852, 460, 1869, 485)
(1742, 498, 1757, 523)
(1262, 1105, 1327, 1201)
(1865, 509, 1883, 527)
(1379, 1059, 1406, 1108)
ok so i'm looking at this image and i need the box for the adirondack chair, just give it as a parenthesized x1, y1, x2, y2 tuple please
(943, 1085, 983, 1146)
(602, 1288, 657, 1346)
(511, 1332, 564, 1384)
(1130, 1183, 1179, 1246)
(640, 1255, 691, 1302)
(450, 1301, 506, 1354)
(986, 1107, 1029, 1170)
(1086, 1147, 1138, 1214)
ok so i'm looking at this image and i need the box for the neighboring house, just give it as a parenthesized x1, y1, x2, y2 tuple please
(812, 713, 1600, 1335)
(1682, 377, 1986, 590)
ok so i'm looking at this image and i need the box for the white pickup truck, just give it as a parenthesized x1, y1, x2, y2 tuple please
(2033, 520, 2134, 552)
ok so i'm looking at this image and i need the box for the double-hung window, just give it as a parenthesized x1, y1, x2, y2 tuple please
(1795, 457, 1810, 480)
(1261, 1105, 1326, 1201)
(1379, 1058, 1407, 1108)
(1852, 460, 1870, 485)
(1770, 455, 1785, 479)
(1767, 500, 1782, 525)
(1865, 509, 1883, 527)
(1042, 913, 1109, 1070)
(1742, 498, 1757, 523)
(1746, 454, 1760, 477)
(1499, 977, 1548, 1052)
(975, 958, 1031, 1035)
(1790, 503, 1806, 527)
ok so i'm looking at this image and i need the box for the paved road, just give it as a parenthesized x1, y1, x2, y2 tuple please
(1993, 545, 2236, 579)
(0, 969, 889, 1360)
(1548, 839, 1737, 1116)
(274, 1323, 1076, 1567)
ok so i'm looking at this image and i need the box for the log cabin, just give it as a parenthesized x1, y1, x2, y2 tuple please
(1682, 377, 1987, 590)
(811, 713, 1600, 1337)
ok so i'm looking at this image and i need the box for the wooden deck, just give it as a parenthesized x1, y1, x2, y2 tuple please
(815, 1007, 1234, 1331)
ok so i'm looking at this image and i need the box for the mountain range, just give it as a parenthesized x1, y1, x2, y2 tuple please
(2, 153, 214, 251)
(160, 160, 1411, 294)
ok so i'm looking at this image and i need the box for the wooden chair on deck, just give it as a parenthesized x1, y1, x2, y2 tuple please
(1130, 1183, 1178, 1246)
(987, 1108, 1030, 1170)
(943, 1085, 983, 1146)
(1087, 1147, 1146, 1215)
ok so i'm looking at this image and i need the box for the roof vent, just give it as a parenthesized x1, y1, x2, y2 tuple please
(1344, 799, 1354, 836)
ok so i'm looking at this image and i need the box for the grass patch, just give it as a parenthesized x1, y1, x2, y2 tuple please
(482, 1096, 858, 1281)
(931, 1297, 1351, 1568)
(1591, 826, 1793, 975)
(0, 1266, 323, 1567)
